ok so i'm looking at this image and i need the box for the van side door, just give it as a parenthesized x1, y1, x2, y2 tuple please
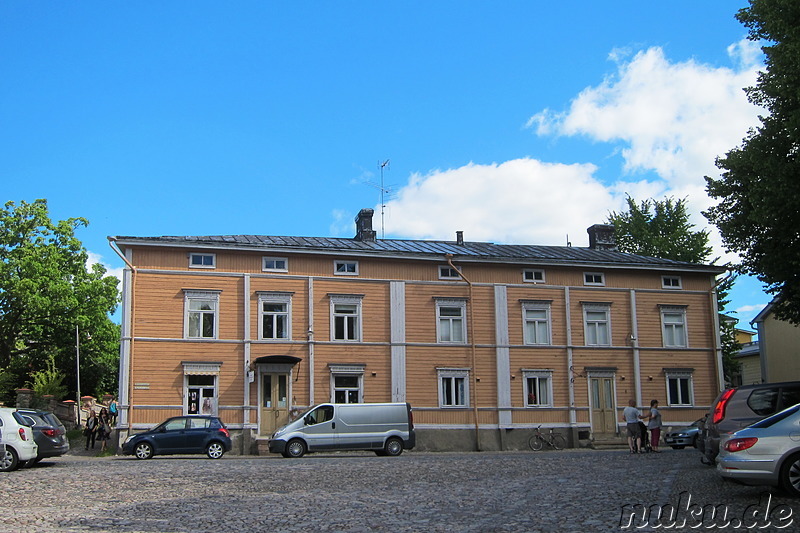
(301, 405, 337, 451)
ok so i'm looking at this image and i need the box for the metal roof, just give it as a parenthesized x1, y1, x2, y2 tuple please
(110, 234, 726, 273)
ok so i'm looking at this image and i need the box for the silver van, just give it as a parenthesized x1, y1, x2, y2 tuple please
(268, 402, 415, 458)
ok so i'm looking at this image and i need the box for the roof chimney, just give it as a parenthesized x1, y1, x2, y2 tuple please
(587, 224, 617, 251)
(354, 208, 376, 242)
(456, 231, 464, 246)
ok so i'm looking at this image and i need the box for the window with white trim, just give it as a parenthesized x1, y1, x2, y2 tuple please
(523, 269, 545, 283)
(665, 370, 694, 406)
(523, 369, 553, 407)
(334, 260, 359, 275)
(329, 364, 364, 403)
(184, 290, 220, 339)
(438, 368, 469, 407)
(522, 301, 551, 345)
(263, 257, 288, 272)
(329, 294, 363, 341)
(439, 265, 461, 280)
(583, 303, 611, 346)
(661, 306, 688, 348)
(662, 275, 682, 289)
(182, 362, 221, 416)
(258, 292, 292, 340)
(436, 298, 467, 344)
(189, 253, 216, 269)
(584, 272, 605, 286)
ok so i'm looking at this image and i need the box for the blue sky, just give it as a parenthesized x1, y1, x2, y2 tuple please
(1, 1, 769, 331)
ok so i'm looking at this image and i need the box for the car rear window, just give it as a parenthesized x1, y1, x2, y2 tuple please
(750, 404, 800, 429)
(12, 412, 31, 426)
(781, 387, 800, 409)
(747, 388, 779, 416)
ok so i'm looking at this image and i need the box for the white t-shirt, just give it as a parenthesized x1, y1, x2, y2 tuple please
(623, 406, 642, 424)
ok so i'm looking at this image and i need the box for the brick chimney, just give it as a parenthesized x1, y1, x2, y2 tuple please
(587, 224, 617, 251)
(354, 208, 376, 242)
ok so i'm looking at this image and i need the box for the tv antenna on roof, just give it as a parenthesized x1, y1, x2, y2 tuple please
(363, 159, 393, 239)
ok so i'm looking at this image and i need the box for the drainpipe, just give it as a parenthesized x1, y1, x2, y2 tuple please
(445, 254, 481, 451)
(710, 273, 732, 392)
(108, 237, 136, 436)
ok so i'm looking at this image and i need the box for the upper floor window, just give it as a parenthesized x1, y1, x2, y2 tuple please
(439, 265, 461, 280)
(263, 257, 288, 272)
(583, 303, 611, 346)
(329, 294, 363, 342)
(523, 269, 545, 283)
(523, 369, 553, 407)
(189, 253, 216, 269)
(665, 369, 694, 406)
(662, 275, 682, 289)
(438, 368, 469, 408)
(258, 292, 292, 340)
(436, 298, 467, 344)
(584, 272, 605, 286)
(661, 306, 688, 348)
(522, 301, 551, 345)
(334, 260, 359, 275)
(184, 290, 220, 339)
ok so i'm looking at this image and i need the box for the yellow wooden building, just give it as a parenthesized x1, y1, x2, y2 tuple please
(110, 209, 726, 452)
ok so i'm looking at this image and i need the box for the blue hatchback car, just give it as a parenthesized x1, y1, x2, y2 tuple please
(122, 415, 231, 459)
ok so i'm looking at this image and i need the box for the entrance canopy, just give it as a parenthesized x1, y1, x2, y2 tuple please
(253, 355, 302, 366)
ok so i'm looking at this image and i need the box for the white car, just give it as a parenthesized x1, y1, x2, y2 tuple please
(0, 407, 39, 472)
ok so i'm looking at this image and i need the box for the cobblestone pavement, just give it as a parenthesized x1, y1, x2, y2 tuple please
(1, 448, 799, 533)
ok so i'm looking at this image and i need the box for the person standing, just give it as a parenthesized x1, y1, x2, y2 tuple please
(85, 410, 98, 450)
(622, 399, 644, 454)
(648, 399, 663, 453)
(108, 397, 118, 427)
(97, 408, 111, 452)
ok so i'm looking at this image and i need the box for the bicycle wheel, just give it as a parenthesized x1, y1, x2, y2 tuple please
(528, 435, 544, 451)
(551, 434, 567, 450)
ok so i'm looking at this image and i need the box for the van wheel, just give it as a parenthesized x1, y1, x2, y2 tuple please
(0, 447, 19, 472)
(286, 439, 306, 458)
(384, 437, 403, 457)
(780, 453, 800, 496)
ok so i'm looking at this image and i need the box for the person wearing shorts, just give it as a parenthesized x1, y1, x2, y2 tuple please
(622, 399, 644, 454)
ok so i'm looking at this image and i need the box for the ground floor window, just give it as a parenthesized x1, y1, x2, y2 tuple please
(523, 370, 553, 407)
(438, 368, 469, 407)
(665, 369, 694, 406)
(186, 375, 217, 415)
(329, 364, 365, 403)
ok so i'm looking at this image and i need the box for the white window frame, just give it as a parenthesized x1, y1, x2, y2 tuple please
(329, 294, 363, 342)
(584, 272, 605, 286)
(665, 370, 694, 406)
(184, 290, 220, 339)
(334, 260, 359, 276)
(523, 269, 545, 284)
(258, 292, 292, 340)
(522, 369, 553, 407)
(182, 362, 221, 416)
(329, 364, 365, 403)
(438, 265, 462, 280)
(437, 368, 470, 408)
(583, 303, 611, 346)
(661, 305, 688, 348)
(435, 298, 468, 344)
(662, 275, 682, 289)
(189, 253, 216, 269)
(522, 301, 551, 345)
(262, 256, 288, 272)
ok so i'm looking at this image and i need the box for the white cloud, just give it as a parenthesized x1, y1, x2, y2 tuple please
(385, 44, 763, 260)
(87, 251, 124, 283)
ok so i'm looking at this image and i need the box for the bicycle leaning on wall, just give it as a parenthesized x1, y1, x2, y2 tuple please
(528, 425, 567, 451)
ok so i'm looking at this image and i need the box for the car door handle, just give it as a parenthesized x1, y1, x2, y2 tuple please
(332, 422, 336, 429)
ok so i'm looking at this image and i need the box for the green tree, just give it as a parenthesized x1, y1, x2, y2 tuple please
(607, 196, 713, 262)
(608, 196, 741, 385)
(0, 199, 120, 404)
(704, 0, 800, 324)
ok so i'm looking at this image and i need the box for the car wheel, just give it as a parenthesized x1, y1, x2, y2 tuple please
(0, 447, 19, 472)
(780, 453, 800, 496)
(206, 441, 225, 459)
(286, 439, 306, 458)
(134, 442, 154, 460)
(384, 437, 403, 457)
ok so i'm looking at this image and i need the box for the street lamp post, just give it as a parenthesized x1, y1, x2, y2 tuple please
(75, 325, 81, 426)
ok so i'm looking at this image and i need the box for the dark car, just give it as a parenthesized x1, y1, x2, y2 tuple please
(121, 415, 231, 459)
(702, 381, 800, 464)
(16, 409, 70, 464)
(664, 418, 703, 449)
